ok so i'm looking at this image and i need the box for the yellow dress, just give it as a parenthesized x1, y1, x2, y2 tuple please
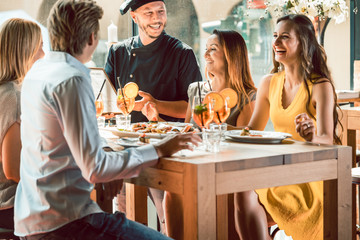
(256, 71, 323, 240)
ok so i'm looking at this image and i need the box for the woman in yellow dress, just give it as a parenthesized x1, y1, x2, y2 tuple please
(234, 14, 341, 240)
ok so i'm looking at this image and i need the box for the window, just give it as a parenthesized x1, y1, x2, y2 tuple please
(160, 0, 274, 86)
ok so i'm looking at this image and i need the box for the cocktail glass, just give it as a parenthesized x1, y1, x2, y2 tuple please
(116, 89, 135, 116)
(192, 95, 214, 129)
(95, 94, 104, 119)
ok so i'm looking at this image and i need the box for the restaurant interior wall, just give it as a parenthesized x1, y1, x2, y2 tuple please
(0, 0, 351, 91)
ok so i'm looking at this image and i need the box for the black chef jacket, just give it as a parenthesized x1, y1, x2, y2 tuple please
(105, 31, 202, 123)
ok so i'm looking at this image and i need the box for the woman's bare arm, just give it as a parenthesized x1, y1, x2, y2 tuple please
(2, 122, 21, 182)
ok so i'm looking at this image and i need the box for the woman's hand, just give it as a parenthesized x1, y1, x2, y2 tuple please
(295, 113, 315, 142)
(141, 101, 159, 121)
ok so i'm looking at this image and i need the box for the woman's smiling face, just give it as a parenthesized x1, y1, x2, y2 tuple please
(272, 20, 302, 65)
(204, 34, 226, 75)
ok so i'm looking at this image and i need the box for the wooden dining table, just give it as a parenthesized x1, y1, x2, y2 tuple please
(122, 139, 352, 240)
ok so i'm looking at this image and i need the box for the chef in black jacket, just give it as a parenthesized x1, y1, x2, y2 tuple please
(104, 0, 202, 234)
(105, 0, 202, 123)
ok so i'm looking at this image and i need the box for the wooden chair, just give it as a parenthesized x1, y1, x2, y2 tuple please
(0, 227, 19, 240)
(352, 152, 360, 237)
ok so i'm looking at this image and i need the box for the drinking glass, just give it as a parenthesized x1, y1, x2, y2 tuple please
(97, 116, 105, 128)
(213, 96, 230, 124)
(203, 129, 221, 153)
(95, 94, 104, 119)
(116, 89, 135, 116)
(210, 123, 227, 141)
(192, 95, 214, 129)
(116, 114, 131, 130)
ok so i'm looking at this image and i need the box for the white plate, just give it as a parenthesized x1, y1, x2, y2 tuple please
(100, 127, 167, 139)
(116, 137, 160, 148)
(225, 130, 292, 144)
(101, 122, 195, 139)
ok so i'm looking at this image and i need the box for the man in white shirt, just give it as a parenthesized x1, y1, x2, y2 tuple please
(14, 0, 200, 239)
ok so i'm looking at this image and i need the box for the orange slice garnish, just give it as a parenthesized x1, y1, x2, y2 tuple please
(219, 88, 238, 108)
(203, 92, 224, 112)
(123, 82, 139, 98)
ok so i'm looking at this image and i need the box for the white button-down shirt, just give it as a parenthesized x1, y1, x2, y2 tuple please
(14, 52, 158, 236)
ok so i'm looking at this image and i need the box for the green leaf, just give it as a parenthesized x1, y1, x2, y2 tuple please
(286, 1, 293, 9)
(194, 104, 208, 115)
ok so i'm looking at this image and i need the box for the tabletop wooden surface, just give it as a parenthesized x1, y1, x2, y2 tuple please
(124, 139, 352, 240)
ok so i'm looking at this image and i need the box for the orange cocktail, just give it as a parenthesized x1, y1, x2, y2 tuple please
(192, 95, 214, 129)
(95, 99, 104, 118)
(116, 82, 138, 116)
(116, 94, 135, 116)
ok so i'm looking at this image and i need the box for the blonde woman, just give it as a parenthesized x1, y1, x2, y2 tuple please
(0, 18, 44, 229)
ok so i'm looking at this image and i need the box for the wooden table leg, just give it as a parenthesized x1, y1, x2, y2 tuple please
(217, 194, 229, 240)
(183, 163, 216, 240)
(324, 147, 352, 239)
(324, 179, 337, 239)
(126, 183, 148, 225)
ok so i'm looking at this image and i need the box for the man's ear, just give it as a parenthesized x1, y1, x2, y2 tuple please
(88, 32, 96, 46)
(130, 11, 137, 24)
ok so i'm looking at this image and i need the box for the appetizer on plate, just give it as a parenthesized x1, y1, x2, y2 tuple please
(131, 122, 198, 134)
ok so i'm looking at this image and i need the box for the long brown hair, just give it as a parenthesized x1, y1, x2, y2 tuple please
(207, 29, 257, 110)
(0, 18, 42, 84)
(271, 14, 341, 144)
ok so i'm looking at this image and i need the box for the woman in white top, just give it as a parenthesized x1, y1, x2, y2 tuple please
(0, 18, 44, 229)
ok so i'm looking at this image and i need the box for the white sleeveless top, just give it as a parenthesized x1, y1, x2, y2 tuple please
(0, 81, 21, 210)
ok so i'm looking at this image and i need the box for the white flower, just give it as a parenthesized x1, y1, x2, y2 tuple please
(266, 0, 289, 17)
(265, 0, 349, 24)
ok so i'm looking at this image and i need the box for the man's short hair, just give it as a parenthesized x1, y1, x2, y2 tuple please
(47, 0, 103, 56)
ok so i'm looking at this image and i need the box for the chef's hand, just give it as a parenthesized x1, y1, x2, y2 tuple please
(134, 91, 156, 111)
(295, 113, 315, 142)
(141, 101, 159, 121)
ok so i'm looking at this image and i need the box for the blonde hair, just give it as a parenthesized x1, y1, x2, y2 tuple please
(0, 18, 42, 84)
(47, 0, 103, 56)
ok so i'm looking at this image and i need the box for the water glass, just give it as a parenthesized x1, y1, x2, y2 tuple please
(116, 114, 131, 130)
(97, 116, 105, 128)
(210, 123, 227, 141)
(203, 129, 221, 153)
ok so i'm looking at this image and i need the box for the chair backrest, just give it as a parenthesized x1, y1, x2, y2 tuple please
(0, 227, 19, 240)
(352, 167, 360, 184)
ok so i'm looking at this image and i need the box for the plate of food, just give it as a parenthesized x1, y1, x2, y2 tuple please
(225, 128, 292, 144)
(116, 137, 161, 148)
(101, 122, 198, 139)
